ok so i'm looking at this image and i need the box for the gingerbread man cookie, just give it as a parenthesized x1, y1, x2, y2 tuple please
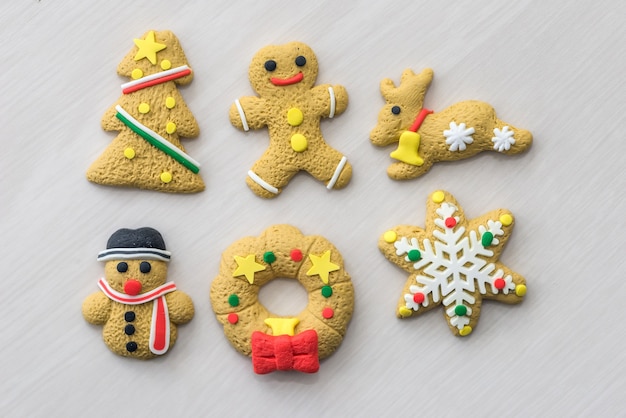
(229, 42, 351, 198)
(82, 227, 194, 359)
(378, 190, 526, 337)
(370, 68, 532, 180)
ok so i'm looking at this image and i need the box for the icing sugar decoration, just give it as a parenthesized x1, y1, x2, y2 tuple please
(394, 202, 515, 330)
(443, 121, 475, 152)
(492, 126, 516, 152)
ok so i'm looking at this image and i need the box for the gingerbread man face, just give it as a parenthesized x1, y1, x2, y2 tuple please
(230, 41, 352, 199)
(103, 259, 168, 296)
(248, 42, 318, 95)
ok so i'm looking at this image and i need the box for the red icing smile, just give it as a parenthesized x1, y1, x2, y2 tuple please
(270, 72, 303, 86)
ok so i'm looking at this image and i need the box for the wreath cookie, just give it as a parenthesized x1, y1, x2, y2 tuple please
(210, 225, 354, 374)
(378, 190, 526, 337)
(82, 227, 194, 359)
(229, 41, 351, 198)
(370, 68, 532, 180)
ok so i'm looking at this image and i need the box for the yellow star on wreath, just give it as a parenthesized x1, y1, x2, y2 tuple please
(233, 254, 265, 284)
(133, 30, 166, 65)
(306, 250, 339, 284)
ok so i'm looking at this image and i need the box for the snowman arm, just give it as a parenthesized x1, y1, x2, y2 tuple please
(82, 291, 112, 324)
(165, 291, 195, 324)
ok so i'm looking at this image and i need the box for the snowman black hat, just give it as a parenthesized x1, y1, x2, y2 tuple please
(97, 227, 171, 262)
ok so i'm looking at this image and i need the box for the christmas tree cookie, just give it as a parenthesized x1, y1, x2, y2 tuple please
(87, 30, 204, 193)
(378, 190, 527, 336)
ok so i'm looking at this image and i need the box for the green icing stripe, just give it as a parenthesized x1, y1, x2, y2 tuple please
(115, 106, 200, 174)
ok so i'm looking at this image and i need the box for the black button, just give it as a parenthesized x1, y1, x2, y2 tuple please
(264, 60, 277, 71)
(124, 324, 135, 335)
(126, 342, 138, 352)
(124, 311, 135, 322)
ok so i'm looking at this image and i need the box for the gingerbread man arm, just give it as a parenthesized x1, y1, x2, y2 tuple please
(229, 96, 268, 131)
(309, 84, 348, 119)
(82, 291, 112, 324)
(165, 291, 195, 324)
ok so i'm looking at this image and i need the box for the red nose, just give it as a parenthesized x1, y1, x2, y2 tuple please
(124, 279, 142, 296)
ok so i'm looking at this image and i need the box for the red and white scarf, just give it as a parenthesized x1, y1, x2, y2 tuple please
(97, 278, 177, 355)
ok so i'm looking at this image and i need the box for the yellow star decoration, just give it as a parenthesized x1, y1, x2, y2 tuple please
(306, 250, 339, 284)
(133, 31, 167, 65)
(233, 254, 265, 284)
(264, 317, 300, 336)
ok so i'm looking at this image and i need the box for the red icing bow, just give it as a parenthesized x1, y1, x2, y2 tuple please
(251, 330, 320, 374)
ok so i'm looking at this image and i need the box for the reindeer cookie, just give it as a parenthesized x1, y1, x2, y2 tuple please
(229, 42, 351, 198)
(370, 69, 532, 180)
(82, 227, 194, 359)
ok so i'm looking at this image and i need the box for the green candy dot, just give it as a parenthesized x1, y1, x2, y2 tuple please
(321, 286, 333, 298)
(407, 249, 421, 261)
(454, 304, 467, 316)
(228, 294, 240, 307)
(481, 232, 494, 247)
(263, 251, 276, 264)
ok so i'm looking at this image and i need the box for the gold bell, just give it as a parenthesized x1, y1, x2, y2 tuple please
(390, 130, 424, 166)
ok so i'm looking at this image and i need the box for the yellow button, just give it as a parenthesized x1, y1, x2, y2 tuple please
(166, 122, 177, 134)
(160, 172, 173, 183)
(291, 134, 307, 152)
(138, 102, 150, 114)
(165, 96, 176, 109)
(123, 148, 135, 159)
(131, 68, 143, 79)
(432, 190, 445, 203)
(383, 230, 397, 243)
(459, 326, 473, 336)
(287, 108, 304, 126)
(160, 59, 172, 70)
(500, 214, 513, 226)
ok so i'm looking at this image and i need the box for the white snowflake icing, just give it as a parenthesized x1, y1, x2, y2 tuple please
(443, 121, 475, 152)
(394, 202, 516, 329)
(492, 126, 516, 152)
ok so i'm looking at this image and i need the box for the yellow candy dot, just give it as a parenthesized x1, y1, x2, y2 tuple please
(432, 190, 445, 203)
(500, 213, 513, 226)
(166, 121, 177, 134)
(383, 230, 397, 243)
(398, 306, 413, 317)
(165, 96, 176, 109)
(287, 108, 304, 126)
(138, 102, 150, 114)
(290, 133, 308, 152)
(123, 148, 135, 159)
(131, 68, 143, 79)
(160, 59, 172, 70)
(160, 172, 173, 183)
(459, 326, 473, 336)
(515, 284, 527, 297)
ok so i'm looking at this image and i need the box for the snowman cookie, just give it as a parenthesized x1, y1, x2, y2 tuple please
(229, 41, 351, 198)
(82, 227, 194, 359)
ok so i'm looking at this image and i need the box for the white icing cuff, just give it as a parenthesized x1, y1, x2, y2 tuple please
(235, 99, 249, 131)
(328, 86, 336, 118)
(248, 170, 278, 194)
(327, 156, 347, 190)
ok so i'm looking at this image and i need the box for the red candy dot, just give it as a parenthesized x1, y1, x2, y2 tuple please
(494, 278, 506, 290)
(290, 249, 303, 262)
(445, 217, 457, 228)
(227, 313, 239, 324)
(322, 307, 334, 319)
(413, 292, 425, 304)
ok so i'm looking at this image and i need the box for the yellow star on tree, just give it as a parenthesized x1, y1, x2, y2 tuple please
(306, 250, 339, 284)
(233, 254, 265, 284)
(133, 30, 167, 65)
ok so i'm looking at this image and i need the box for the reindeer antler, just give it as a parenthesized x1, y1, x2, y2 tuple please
(380, 68, 434, 109)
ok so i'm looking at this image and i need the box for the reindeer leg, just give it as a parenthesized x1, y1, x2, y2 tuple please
(387, 159, 434, 180)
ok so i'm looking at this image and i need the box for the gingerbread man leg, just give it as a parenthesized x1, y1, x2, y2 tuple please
(246, 149, 297, 198)
(302, 144, 352, 190)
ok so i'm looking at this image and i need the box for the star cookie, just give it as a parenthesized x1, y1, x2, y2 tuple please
(378, 190, 527, 337)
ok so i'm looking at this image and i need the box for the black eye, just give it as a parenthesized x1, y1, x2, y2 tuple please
(295, 56, 306, 67)
(391, 106, 401, 115)
(264, 60, 276, 71)
(117, 262, 128, 273)
(140, 261, 151, 273)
